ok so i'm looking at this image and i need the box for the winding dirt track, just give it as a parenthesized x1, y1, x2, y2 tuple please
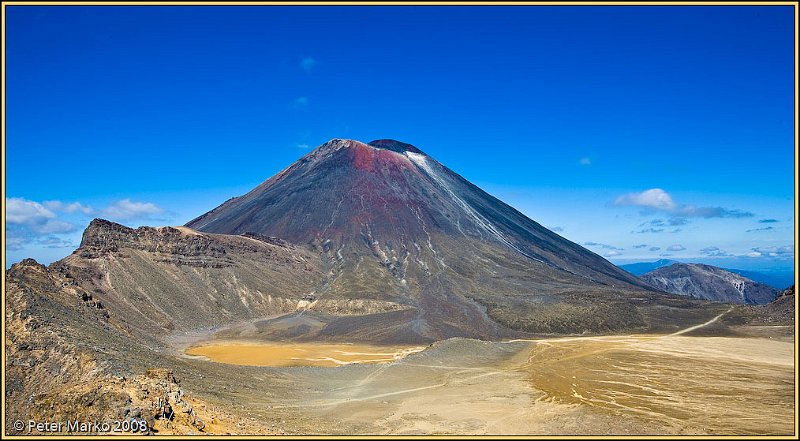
(668, 306, 733, 336)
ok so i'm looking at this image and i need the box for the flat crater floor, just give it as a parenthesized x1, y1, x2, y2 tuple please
(520, 333, 795, 435)
(185, 341, 427, 367)
(174, 323, 795, 435)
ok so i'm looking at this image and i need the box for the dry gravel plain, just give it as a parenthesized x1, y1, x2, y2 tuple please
(172, 315, 795, 436)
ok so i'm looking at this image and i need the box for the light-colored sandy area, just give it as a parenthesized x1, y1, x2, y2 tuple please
(182, 318, 794, 435)
(289, 335, 793, 435)
(172, 226, 201, 236)
(185, 341, 426, 367)
(519, 334, 794, 435)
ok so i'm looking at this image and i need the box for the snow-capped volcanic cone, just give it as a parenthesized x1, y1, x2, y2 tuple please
(187, 139, 654, 342)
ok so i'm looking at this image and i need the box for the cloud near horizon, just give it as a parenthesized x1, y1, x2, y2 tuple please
(100, 199, 165, 221)
(639, 218, 688, 227)
(747, 245, 794, 258)
(43, 200, 94, 215)
(634, 228, 664, 234)
(699, 246, 733, 257)
(584, 241, 623, 251)
(746, 226, 775, 232)
(614, 188, 753, 219)
(6, 197, 167, 252)
(6, 197, 78, 234)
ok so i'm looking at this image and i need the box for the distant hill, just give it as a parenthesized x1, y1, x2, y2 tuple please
(618, 259, 677, 276)
(619, 259, 793, 289)
(641, 263, 778, 304)
(721, 268, 794, 291)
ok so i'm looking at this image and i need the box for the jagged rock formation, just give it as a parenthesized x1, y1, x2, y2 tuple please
(641, 263, 778, 304)
(56, 219, 324, 338)
(6, 259, 216, 434)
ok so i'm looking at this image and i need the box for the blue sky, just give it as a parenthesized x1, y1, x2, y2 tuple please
(4, 5, 796, 273)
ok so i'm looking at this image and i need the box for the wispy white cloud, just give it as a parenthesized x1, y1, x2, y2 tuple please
(33, 220, 78, 234)
(7, 197, 56, 224)
(604, 250, 623, 257)
(638, 218, 689, 229)
(6, 197, 78, 234)
(300, 57, 316, 72)
(5, 197, 77, 253)
(6, 197, 167, 255)
(649, 246, 661, 251)
(291, 96, 309, 109)
(613, 188, 752, 219)
(549, 226, 564, 232)
(747, 245, 794, 258)
(746, 226, 775, 233)
(699, 246, 733, 257)
(6, 229, 76, 252)
(632, 244, 648, 249)
(633, 228, 664, 234)
(615, 188, 676, 211)
(6, 236, 28, 251)
(579, 157, 591, 166)
(584, 241, 623, 251)
(36, 235, 75, 249)
(43, 200, 94, 214)
(10, 197, 165, 225)
(666, 244, 686, 252)
(101, 199, 164, 221)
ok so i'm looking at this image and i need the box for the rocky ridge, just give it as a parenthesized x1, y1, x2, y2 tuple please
(641, 263, 778, 304)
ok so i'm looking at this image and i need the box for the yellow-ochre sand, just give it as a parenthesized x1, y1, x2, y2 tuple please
(182, 332, 794, 435)
(185, 341, 426, 367)
(519, 334, 795, 435)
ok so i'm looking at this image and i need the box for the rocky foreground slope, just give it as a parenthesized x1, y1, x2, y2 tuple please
(752, 285, 796, 324)
(5, 258, 218, 434)
(641, 263, 778, 304)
